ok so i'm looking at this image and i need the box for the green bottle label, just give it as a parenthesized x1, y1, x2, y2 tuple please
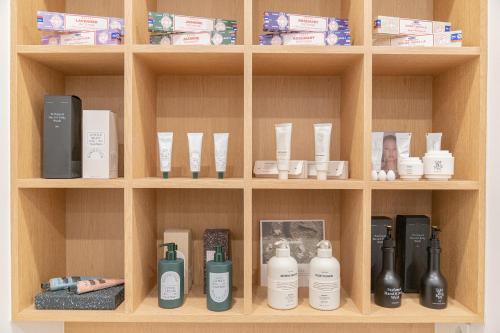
(209, 272, 229, 303)
(161, 271, 181, 300)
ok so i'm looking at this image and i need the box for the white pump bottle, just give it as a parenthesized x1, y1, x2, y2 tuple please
(309, 240, 340, 310)
(267, 239, 298, 310)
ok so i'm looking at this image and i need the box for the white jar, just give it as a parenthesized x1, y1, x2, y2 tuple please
(267, 239, 298, 310)
(309, 240, 340, 311)
(398, 157, 424, 180)
(423, 151, 454, 180)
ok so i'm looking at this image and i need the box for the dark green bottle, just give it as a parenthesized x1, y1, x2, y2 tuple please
(158, 243, 184, 309)
(206, 245, 232, 311)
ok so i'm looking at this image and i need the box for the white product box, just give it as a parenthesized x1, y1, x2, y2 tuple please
(164, 229, 193, 294)
(374, 31, 463, 47)
(253, 160, 308, 179)
(307, 161, 349, 179)
(260, 220, 325, 287)
(82, 110, 118, 179)
(373, 16, 451, 36)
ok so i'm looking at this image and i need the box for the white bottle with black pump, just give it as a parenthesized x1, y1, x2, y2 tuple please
(309, 240, 340, 310)
(267, 239, 298, 310)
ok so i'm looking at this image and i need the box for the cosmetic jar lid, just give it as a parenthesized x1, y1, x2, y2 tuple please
(400, 157, 423, 165)
(278, 170, 289, 180)
(317, 170, 327, 181)
(424, 150, 453, 158)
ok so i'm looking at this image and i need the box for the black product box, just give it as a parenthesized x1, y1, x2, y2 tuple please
(371, 216, 392, 293)
(43, 95, 82, 178)
(396, 215, 431, 293)
(203, 229, 231, 294)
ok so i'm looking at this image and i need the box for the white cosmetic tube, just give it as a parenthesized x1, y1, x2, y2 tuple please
(395, 132, 412, 176)
(188, 133, 203, 179)
(275, 123, 293, 180)
(371, 132, 384, 174)
(314, 123, 332, 180)
(426, 133, 442, 153)
(214, 133, 229, 179)
(157, 132, 173, 179)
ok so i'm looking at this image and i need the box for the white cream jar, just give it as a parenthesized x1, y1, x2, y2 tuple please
(423, 151, 454, 180)
(398, 157, 424, 180)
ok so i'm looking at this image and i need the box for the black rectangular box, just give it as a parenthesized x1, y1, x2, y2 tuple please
(371, 216, 392, 293)
(34, 285, 124, 310)
(396, 215, 431, 293)
(43, 95, 82, 178)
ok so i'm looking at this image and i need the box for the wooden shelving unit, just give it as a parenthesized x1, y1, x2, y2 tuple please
(11, 0, 486, 328)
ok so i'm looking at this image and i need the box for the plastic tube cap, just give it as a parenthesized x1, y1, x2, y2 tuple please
(278, 170, 289, 180)
(162, 172, 169, 179)
(275, 239, 290, 257)
(192, 172, 199, 179)
(317, 240, 333, 258)
(317, 171, 327, 181)
(217, 172, 225, 179)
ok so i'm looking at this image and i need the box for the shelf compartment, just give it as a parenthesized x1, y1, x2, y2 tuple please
(372, 0, 482, 47)
(131, 53, 244, 179)
(132, 0, 244, 45)
(371, 190, 483, 317)
(372, 47, 480, 75)
(13, 188, 125, 318)
(133, 177, 245, 189)
(129, 189, 244, 313)
(372, 56, 482, 182)
(252, 0, 365, 46)
(252, 189, 367, 315)
(15, 53, 125, 179)
(251, 179, 364, 190)
(369, 180, 480, 190)
(253, 46, 364, 76)
(16, 178, 126, 189)
(253, 56, 365, 180)
(14, 0, 125, 46)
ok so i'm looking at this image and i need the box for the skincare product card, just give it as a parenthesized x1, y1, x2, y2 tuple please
(253, 160, 307, 178)
(260, 220, 325, 287)
(82, 110, 118, 179)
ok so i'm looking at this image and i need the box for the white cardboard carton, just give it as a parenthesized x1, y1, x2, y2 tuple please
(82, 110, 118, 179)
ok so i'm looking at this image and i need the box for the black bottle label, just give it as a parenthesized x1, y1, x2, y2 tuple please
(432, 287, 446, 306)
(384, 287, 402, 305)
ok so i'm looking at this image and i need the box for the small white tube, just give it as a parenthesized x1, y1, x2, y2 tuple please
(371, 132, 384, 176)
(157, 132, 173, 179)
(395, 132, 412, 176)
(214, 133, 229, 179)
(426, 133, 442, 153)
(275, 123, 292, 180)
(188, 132, 203, 179)
(314, 123, 332, 180)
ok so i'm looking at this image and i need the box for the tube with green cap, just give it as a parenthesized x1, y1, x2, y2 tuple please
(206, 244, 232, 311)
(158, 242, 184, 309)
(157, 132, 173, 179)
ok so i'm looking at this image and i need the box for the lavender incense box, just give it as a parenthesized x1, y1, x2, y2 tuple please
(263, 11, 349, 32)
(150, 31, 236, 45)
(259, 31, 351, 46)
(148, 12, 237, 33)
(37, 11, 124, 34)
(41, 30, 122, 45)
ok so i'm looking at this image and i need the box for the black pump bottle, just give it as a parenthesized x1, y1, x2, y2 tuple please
(375, 226, 402, 308)
(420, 226, 447, 309)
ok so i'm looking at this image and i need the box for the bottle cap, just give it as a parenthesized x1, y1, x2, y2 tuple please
(317, 170, 327, 181)
(429, 226, 441, 249)
(217, 172, 225, 179)
(316, 240, 332, 258)
(382, 226, 395, 248)
(214, 244, 226, 262)
(278, 170, 288, 180)
(274, 239, 290, 257)
(192, 172, 199, 179)
(159, 242, 177, 260)
(162, 171, 169, 179)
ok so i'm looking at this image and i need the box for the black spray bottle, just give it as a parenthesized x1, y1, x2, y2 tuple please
(420, 226, 447, 309)
(375, 226, 402, 308)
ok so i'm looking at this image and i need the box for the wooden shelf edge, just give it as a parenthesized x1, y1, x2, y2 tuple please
(16, 45, 126, 55)
(251, 45, 365, 55)
(251, 179, 365, 190)
(16, 178, 127, 189)
(369, 180, 480, 190)
(132, 177, 245, 189)
(372, 46, 481, 56)
(132, 44, 245, 54)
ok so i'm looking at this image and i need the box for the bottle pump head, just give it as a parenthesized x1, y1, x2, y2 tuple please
(214, 244, 226, 262)
(429, 226, 441, 249)
(383, 226, 395, 248)
(274, 239, 290, 257)
(159, 242, 177, 260)
(316, 240, 332, 258)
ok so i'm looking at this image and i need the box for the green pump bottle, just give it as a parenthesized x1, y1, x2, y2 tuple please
(158, 242, 184, 309)
(206, 245, 232, 311)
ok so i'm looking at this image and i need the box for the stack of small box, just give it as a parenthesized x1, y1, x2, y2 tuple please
(148, 12, 237, 45)
(259, 11, 351, 46)
(37, 11, 124, 45)
(373, 16, 463, 47)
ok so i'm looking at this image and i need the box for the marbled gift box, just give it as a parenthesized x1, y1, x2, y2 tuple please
(34, 285, 124, 310)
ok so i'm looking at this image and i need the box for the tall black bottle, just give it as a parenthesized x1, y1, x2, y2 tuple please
(374, 226, 402, 308)
(420, 226, 447, 309)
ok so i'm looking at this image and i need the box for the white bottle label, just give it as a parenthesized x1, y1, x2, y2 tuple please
(310, 273, 340, 309)
(160, 271, 180, 300)
(268, 273, 298, 308)
(209, 272, 229, 303)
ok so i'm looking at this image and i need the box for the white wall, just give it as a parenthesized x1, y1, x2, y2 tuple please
(0, 1, 498, 332)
